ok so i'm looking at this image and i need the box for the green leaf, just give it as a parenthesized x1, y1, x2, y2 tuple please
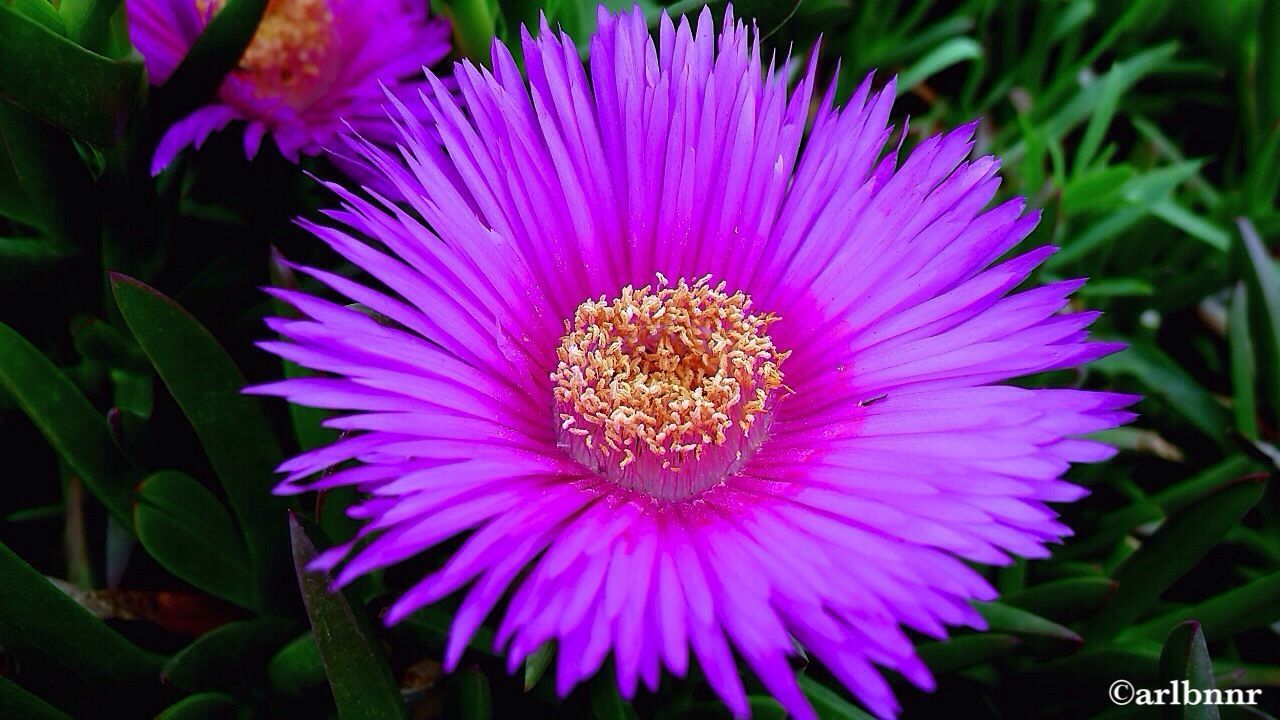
(268, 633, 327, 698)
(1229, 283, 1260, 439)
(1061, 165, 1135, 214)
(978, 602, 1083, 642)
(112, 274, 286, 606)
(290, 514, 407, 720)
(1151, 200, 1231, 251)
(1005, 577, 1118, 623)
(441, 0, 497, 63)
(798, 675, 876, 720)
(1235, 218, 1280, 428)
(1076, 277, 1154, 298)
(1093, 340, 1230, 445)
(162, 615, 297, 692)
(156, 0, 266, 121)
(1051, 160, 1204, 266)
(590, 681, 638, 720)
(0, 236, 79, 267)
(1084, 477, 1267, 642)
(1073, 56, 1127, 174)
(1123, 571, 1280, 644)
(445, 668, 493, 720)
(1158, 622, 1221, 720)
(135, 470, 256, 609)
(0, 675, 72, 720)
(1150, 455, 1261, 516)
(59, 0, 123, 54)
(0, 3, 142, 145)
(154, 692, 236, 720)
(0, 321, 136, 526)
(10, 0, 65, 34)
(524, 642, 554, 691)
(0, 542, 162, 695)
(916, 633, 1022, 673)
(897, 37, 983, 94)
(0, 101, 97, 245)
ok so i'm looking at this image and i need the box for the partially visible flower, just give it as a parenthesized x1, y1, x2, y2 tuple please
(127, 0, 450, 174)
(253, 5, 1137, 719)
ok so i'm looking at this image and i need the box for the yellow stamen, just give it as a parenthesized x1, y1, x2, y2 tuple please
(552, 276, 789, 499)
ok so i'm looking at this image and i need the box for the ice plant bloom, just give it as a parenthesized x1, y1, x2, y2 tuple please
(252, 6, 1137, 719)
(126, 0, 451, 174)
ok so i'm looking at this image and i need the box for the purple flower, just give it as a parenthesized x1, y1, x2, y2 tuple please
(252, 6, 1136, 718)
(127, 0, 451, 175)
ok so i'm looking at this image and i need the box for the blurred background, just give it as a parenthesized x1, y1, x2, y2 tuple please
(0, 0, 1277, 718)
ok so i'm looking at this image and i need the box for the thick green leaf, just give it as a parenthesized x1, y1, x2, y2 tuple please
(1124, 571, 1280, 644)
(1151, 456, 1261, 515)
(978, 601, 1082, 642)
(59, 0, 123, 54)
(0, 542, 162, 695)
(1236, 219, 1280, 428)
(441, 0, 497, 63)
(1073, 55, 1126, 173)
(154, 692, 236, 720)
(445, 668, 493, 720)
(1150, 200, 1231, 251)
(1093, 340, 1230, 445)
(1059, 498, 1164, 561)
(1051, 160, 1204, 266)
(1158, 622, 1221, 720)
(112, 274, 286, 605)
(135, 470, 256, 609)
(525, 642, 554, 691)
(268, 632, 327, 698)
(590, 681, 638, 720)
(0, 3, 142, 145)
(162, 615, 297, 692)
(1061, 165, 1135, 214)
(290, 514, 407, 720)
(0, 321, 136, 525)
(1005, 577, 1118, 623)
(799, 675, 877, 720)
(156, 0, 266, 121)
(1229, 283, 1260, 439)
(916, 633, 1022, 673)
(0, 99, 95, 240)
(0, 232, 67, 264)
(0, 675, 72, 720)
(897, 37, 982, 94)
(1084, 477, 1267, 642)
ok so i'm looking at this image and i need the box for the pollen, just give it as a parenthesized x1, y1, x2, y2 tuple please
(552, 275, 790, 500)
(202, 0, 335, 98)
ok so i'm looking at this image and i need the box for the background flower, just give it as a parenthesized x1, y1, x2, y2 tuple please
(127, 0, 451, 174)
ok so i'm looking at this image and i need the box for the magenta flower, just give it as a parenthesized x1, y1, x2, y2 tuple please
(252, 6, 1136, 718)
(126, 0, 451, 175)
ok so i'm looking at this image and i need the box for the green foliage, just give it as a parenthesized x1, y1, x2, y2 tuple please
(0, 1, 1277, 719)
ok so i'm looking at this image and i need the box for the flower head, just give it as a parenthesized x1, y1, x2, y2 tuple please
(127, 0, 451, 174)
(252, 6, 1137, 718)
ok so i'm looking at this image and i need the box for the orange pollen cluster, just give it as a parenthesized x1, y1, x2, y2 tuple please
(203, 0, 335, 93)
(552, 275, 789, 497)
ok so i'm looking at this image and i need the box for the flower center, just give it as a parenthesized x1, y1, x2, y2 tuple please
(552, 275, 789, 501)
(202, 0, 336, 101)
